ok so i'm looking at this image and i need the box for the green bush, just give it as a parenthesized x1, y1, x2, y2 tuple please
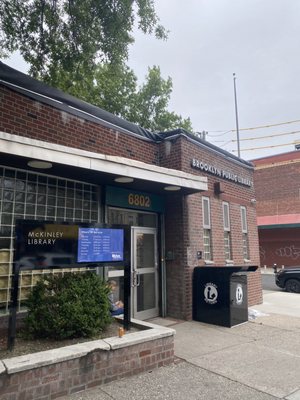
(23, 272, 112, 340)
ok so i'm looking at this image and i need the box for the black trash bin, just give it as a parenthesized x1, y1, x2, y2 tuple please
(193, 266, 257, 327)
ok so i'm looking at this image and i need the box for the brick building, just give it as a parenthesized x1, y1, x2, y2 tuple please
(0, 62, 262, 322)
(253, 150, 300, 269)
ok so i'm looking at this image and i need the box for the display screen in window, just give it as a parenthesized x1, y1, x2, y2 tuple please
(77, 228, 124, 263)
(14, 220, 125, 269)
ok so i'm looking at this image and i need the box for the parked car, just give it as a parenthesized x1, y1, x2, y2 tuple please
(275, 268, 300, 293)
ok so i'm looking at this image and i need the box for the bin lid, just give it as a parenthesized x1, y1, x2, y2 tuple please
(194, 265, 258, 274)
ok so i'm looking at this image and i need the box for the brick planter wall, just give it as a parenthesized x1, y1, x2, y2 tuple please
(0, 320, 175, 400)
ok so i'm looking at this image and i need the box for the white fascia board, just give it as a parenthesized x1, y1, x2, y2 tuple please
(0, 131, 207, 191)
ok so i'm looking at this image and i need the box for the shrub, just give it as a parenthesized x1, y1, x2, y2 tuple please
(23, 272, 112, 340)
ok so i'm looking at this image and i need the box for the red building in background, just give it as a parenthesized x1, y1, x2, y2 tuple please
(253, 150, 300, 268)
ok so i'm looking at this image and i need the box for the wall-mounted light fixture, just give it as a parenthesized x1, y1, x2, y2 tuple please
(214, 182, 224, 195)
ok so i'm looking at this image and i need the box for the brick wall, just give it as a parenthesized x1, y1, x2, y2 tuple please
(253, 157, 300, 267)
(163, 136, 262, 316)
(259, 227, 300, 268)
(0, 83, 262, 317)
(0, 336, 174, 400)
(0, 85, 159, 165)
(254, 160, 300, 217)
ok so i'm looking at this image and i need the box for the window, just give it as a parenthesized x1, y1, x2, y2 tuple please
(222, 202, 232, 261)
(0, 166, 100, 314)
(240, 206, 250, 260)
(202, 197, 213, 261)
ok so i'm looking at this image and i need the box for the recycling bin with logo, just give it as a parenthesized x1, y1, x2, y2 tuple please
(193, 266, 257, 327)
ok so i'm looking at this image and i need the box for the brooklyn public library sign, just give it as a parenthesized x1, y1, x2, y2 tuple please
(191, 158, 252, 187)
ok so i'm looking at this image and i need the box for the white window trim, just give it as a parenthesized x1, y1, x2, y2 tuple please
(202, 196, 211, 229)
(222, 202, 230, 231)
(240, 206, 248, 233)
(241, 205, 250, 261)
(202, 197, 213, 262)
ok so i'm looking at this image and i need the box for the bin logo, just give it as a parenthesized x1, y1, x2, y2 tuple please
(204, 283, 218, 304)
(236, 284, 243, 305)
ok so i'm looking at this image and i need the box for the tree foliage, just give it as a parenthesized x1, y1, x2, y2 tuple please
(0, 0, 167, 80)
(127, 66, 193, 132)
(75, 63, 193, 132)
(0, 1, 193, 132)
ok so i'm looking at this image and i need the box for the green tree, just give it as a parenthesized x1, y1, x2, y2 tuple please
(80, 62, 138, 118)
(128, 66, 193, 132)
(0, 0, 167, 81)
(0, 1, 193, 132)
(76, 63, 192, 132)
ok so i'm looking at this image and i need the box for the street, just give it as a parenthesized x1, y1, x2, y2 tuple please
(261, 273, 280, 291)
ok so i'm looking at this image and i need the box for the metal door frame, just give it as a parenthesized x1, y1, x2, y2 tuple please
(131, 226, 159, 320)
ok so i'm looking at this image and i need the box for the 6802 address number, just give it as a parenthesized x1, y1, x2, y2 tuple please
(128, 193, 151, 208)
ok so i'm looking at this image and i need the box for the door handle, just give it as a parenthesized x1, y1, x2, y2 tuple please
(136, 273, 141, 287)
(131, 271, 136, 287)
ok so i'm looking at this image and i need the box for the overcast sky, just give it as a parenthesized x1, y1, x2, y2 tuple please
(4, 0, 300, 161)
(128, 0, 300, 161)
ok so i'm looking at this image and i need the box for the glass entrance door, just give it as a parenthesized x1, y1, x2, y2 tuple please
(131, 227, 159, 320)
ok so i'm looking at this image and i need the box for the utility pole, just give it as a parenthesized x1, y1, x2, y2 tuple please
(233, 73, 241, 158)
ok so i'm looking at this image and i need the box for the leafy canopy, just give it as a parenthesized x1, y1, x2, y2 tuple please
(72, 63, 193, 132)
(0, 0, 167, 79)
(0, 1, 193, 132)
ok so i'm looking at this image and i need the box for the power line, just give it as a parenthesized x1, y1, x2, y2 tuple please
(233, 130, 300, 142)
(207, 130, 232, 138)
(231, 141, 299, 152)
(207, 118, 300, 134)
(212, 129, 300, 143)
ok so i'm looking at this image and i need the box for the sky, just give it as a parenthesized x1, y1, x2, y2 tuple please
(3, 0, 300, 161)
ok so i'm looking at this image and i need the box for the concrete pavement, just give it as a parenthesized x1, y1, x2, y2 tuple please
(61, 291, 300, 400)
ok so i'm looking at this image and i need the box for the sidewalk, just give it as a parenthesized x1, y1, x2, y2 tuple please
(61, 293, 300, 400)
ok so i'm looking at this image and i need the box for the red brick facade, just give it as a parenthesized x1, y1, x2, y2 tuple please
(253, 151, 300, 267)
(0, 78, 262, 321)
(162, 136, 262, 318)
(254, 152, 300, 218)
(0, 86, 159, 165)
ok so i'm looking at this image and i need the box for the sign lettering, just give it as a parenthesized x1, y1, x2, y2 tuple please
(128, 193, 151, 208)
(191, 158, 252, 187)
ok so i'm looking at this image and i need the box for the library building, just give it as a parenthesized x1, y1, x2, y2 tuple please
(0, 62, 262, 322)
